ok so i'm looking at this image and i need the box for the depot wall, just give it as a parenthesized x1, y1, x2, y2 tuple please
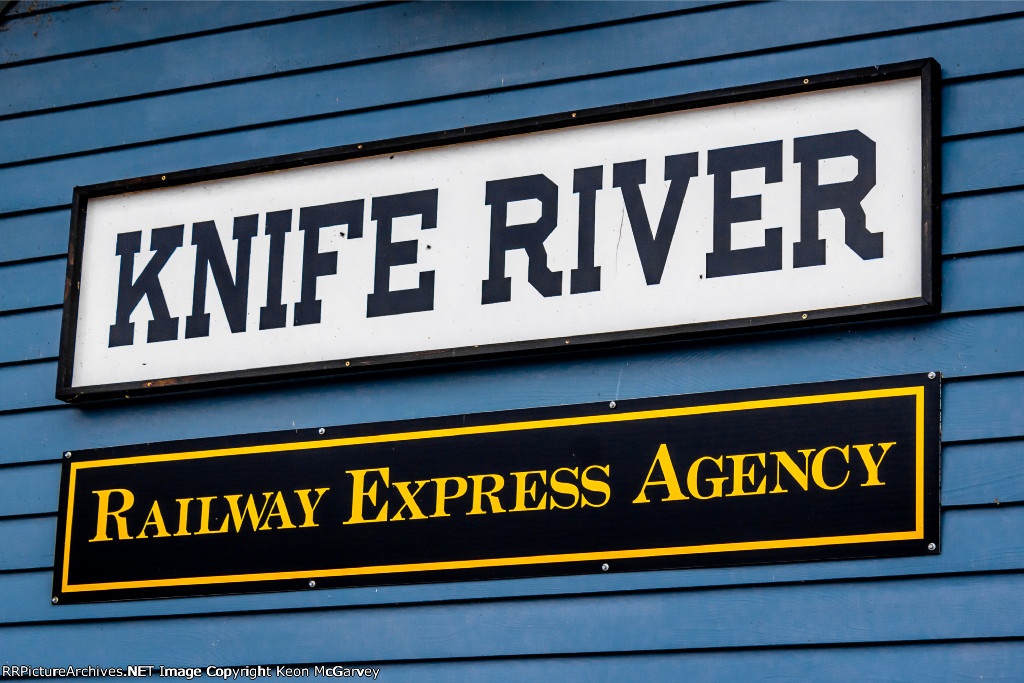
(0, 1, 1023, 678)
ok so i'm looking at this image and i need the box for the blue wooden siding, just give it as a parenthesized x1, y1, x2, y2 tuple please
(1, 1, 1022, 677)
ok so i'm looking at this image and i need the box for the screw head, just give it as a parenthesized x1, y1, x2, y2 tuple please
(308, 580, 316, 588)
(609, 401, 617, 409)
(601, 563, 609, 572)
(928, 372, 936, 380)
(51, 596, 59, 604)
(318, 428, 325, 435)
(64, 452, 72, 459)
(928, 542, 937, 551)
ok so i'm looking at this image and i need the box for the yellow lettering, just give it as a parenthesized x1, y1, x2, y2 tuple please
(89, 488, 135, 542)
(173, 498, 193, 536)
(769, 450, 812, 493)
(344, 468, 389, 525)
(259, 491, 296, 530)
(509, 471, 547, 512)
(632, 444, 688, 503)
(812, 446, 850, 490)
(224, 493, 274, 532)
(726, 453, 766, 497)
(195, 495, 229, 535)
(467, 474, 506, 515)
(687, 456, 728, 500)
(432, 476, 469, 517)
(548, 468, 580, 510)
(135, 500, 171, 539)
(581, 465, 611, 508)
(391, 480, 430, 521)
(854, 442, 895, 486)
(294, 488, 329, 528)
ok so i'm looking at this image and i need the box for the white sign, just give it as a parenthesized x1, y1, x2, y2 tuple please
(58, 63, 936, 400)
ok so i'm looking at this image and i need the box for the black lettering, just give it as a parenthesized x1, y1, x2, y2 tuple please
(258, 210, 292, 330)
(294, 200, 364, 326)
(184, 216, 258, 338)
(612, 153, 698, 285)
(570, 166, 602, 294)
(705, 140, 784, 278)
(481, 174, 561, 304)
(366, 189, 437, 317)
(107, 225, 183, 347)
(792, 130, 880, 267)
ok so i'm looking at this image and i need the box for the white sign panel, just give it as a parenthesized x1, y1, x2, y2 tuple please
(57, 62, 938, 400)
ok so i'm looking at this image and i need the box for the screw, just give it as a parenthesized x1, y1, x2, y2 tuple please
(318, 428, 325, 435)
(52, 596, 59, 604)
(928, 542, 937, 551)
(928, 372, 936, 380)
(601, 563, 609, 572)
(64, 452, 72, 459)
(801, 313, 808, 320)
(308, 580, 316, 588)
(609, 401, 617, 409)
(803, 78, 809, 84)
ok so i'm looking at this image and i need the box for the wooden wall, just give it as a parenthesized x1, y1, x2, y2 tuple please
(0, 1, 1022, 677)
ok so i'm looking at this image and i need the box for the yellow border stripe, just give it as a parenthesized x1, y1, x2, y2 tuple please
(71, 387, 916, 469)
(64, 529, 921, 593)
(62, 386, 926, 593)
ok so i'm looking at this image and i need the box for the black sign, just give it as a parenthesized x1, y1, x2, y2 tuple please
(53, 375, 940, 603)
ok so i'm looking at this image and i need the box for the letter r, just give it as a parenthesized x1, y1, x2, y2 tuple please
(89, 488, 136, 542)
(793, 129, 880, 267)
(481, 174, 562, 304)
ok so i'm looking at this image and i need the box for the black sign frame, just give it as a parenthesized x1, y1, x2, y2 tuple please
(55, 60, 941, 402)
(53, 374, 941, 604)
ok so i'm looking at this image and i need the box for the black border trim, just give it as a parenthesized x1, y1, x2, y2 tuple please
(55, 59, 942, 403)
